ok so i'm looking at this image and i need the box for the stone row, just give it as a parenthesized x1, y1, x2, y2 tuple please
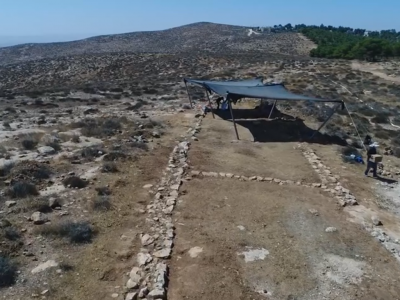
(123, 115, 203, 300)
(189, 170, 325, 189)
(302, 148, 358, 207)
(302, 147, 400, 262)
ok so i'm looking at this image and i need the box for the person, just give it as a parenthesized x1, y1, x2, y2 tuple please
(364, 135, 372, 146)
(215, 96, 224, 110)
(365, 142, 379, 177)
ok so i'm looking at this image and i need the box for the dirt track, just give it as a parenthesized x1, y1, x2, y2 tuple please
(168, 114, 400, 300)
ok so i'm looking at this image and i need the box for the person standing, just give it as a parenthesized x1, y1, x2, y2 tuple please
(365, 142, 378, 177)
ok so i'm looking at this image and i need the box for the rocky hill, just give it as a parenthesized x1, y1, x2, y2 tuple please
(0, 22, 314, 65)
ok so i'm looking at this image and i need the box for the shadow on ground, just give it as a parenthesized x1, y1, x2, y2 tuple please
(213, 106, 347, 146)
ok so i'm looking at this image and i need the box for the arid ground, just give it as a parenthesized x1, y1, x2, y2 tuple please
(1, 22, 400, 300)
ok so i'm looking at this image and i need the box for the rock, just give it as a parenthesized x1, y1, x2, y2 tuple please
(148, 288, 165, 299)
(325, 227, 337, 233)
(141, 234, 155, 246)
(125, 292, 138, 300)
(190, 170, 200, 176)
(308, 209, 319, 216)
(188, 246, 203, 258)
(31, 212, 48, 225)
(138, 287, 149, 298)
(249, 176, 257, 181)
(48, 197, 61, 208)
(111, 293, 119, 298)
(143, 184, 153, 189)
(170, 183, 180, 191)
(153, 248, 171, 258)
(312, 183, 322, 188)
(31, 260, 58, 274)
(226, 173, 234, 178)
(372, 216, 382, 226)
(137, 253, 152, 266)
(126, 278, 139, 289)
(152, 131, 161, 138)
(273, 178, 281, 183)
(129, 267, 141, 281)
(37, 146, 56, 155)
(5, 201, 16, 208)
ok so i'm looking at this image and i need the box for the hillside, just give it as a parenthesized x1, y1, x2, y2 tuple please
(0, 22, 314, 65)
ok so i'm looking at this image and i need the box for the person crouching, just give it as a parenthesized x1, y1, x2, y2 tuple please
(364, 142, 379, 177)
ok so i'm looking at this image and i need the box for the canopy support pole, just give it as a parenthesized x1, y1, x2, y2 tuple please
(268, 100, 277, 119)
(205, 90, 215, 119)
(344, 102, 366, 151)
(184, 81, 193, 108)
(228, 100, 239, 140)
(310, 104, 341, 139)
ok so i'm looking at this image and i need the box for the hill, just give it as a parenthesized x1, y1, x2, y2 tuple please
(0, 22, 314, 65)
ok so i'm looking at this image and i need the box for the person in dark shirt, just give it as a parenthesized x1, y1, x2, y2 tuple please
(364, 142, 378, 177)
(215, 96, 224, 110)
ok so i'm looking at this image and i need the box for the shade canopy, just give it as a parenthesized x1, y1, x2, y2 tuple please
(184, 77, 343, 104)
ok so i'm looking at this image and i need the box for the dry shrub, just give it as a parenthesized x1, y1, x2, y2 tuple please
(7, 181, 39, 198)
(101, 162, 118, 173)
(91, 196, 112, 211)
(62, 176, 87, 189)
(36, 221, 95, 244)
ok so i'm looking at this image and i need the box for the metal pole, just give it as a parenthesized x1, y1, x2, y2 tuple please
(228, 99, 239, 140)
(205, 90, 215, 119)
(184, 80, 193, 108)
(268, 100, 277, 119)
(310, 104, 340, 139)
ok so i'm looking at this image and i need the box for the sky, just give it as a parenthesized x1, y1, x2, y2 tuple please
(0, 0, 399, 46)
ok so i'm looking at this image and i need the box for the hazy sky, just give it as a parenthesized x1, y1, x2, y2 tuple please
(0, 0, 399, 45)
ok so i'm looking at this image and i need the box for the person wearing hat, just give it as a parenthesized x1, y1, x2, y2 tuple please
(365, 142, 379, 177)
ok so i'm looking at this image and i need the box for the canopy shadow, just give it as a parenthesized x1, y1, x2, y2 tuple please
(214, 106, 347, 146)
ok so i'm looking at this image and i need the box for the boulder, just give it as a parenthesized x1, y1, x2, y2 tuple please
(38, 146, 56, 155)
(31, 212, 48, 225)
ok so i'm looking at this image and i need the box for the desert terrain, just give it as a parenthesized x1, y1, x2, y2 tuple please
(1, 22, 400, 300)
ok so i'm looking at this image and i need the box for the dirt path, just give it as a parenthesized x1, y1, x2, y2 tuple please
(351, 61, 400, 84)
(167, 114, 400, 300)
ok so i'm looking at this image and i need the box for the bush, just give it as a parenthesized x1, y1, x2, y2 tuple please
(103, 151, 126, 161)
(21, 197, 52, 213)
(0, 256, 17, 287)
(95, 186, 111, 196)
(37, 221, 94, 244)
(79, 117, 124, 138)
(62, 176, 88, 189)
(0, 161, 15, 177)
(4, 228, 20, 241)
(7, 181, 39, 198)
(91, 196, 112, 211)
(21, 139, 38, 150)
(101, 162, 118, 173)
(129, 142, 149, 151)
(371, 114, 390, 124)
(81, 146, 104, 160)
(4, 107, 17, 113)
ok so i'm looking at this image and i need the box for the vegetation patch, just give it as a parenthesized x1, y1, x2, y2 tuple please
(7, 181, 39, 198)
(36, 221, 95, 244)
(0, 256, 17, 287)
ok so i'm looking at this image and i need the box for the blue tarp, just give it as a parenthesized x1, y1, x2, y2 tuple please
(184, 78, 343, 104)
